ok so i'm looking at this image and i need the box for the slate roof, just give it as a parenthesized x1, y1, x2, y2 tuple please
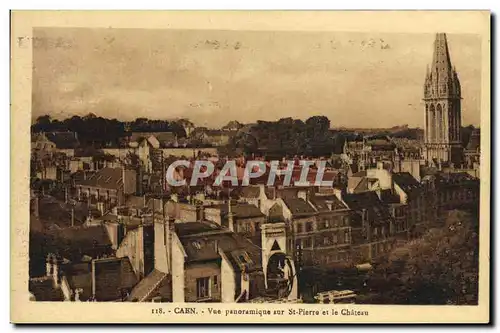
(128, 269, 168, 302)
(290, 168, 339, 185)
(281, 198, 317, 216)
(435, 172, 477, 184)
(351, 171, 367, 177)
(309, 195, 347, 211)
(392, 172, 421, 193)
(175, 222, 262, 267)
(129, 132, 176, 145)
(343, 191, 392, 222)
(64, 258, 138, 301)
(76, 167, 124, 190)
(378, 189, 401, 204)
(37, 197, 89, 228)
(239, 186, 261, 198)
(64, 262, 93, 301)
(208, 203, 264, 219)
(49, 225, 112, 255)
(93, 258, 138, 301)
(353, 177, 379, 193)
(175, 221, 221, 237)
(29, 278, 65, 301)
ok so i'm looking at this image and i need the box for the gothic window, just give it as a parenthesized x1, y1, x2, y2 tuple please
(429, 104, 436, 142)
(436, 104, 443, 142)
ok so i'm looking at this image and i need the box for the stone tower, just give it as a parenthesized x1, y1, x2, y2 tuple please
(423, 33, 463, 167)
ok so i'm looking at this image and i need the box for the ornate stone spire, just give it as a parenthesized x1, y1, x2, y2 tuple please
(424, 33, 461, 100)
(431, 33, 452, 74)
(423, 32, 464, 166)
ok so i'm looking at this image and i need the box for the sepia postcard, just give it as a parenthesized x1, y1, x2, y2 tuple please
(10, 10, 490, 324)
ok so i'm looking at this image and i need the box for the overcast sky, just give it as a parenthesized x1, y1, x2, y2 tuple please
(32, 28, 482, 128)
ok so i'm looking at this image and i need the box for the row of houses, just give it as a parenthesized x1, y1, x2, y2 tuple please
(29, 159, 479, 303)
(31, 129, 234, 155)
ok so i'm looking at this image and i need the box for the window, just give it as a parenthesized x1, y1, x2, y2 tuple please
(333, 233, 338, 244)
(306, 222, 313, 232)
(323, 236, 330, 246)
(213, 275, 218, 288)
(303, 238, 312, 248)
(343, 216, 350, 226)
(373, 227, 378, 237)
(344, 232, 350, 244)
(325, 220, 330, 228)
(196, 277, 210, 299)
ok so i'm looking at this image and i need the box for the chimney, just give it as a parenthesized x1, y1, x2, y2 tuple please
(97, 202, 104, 216)
(45, 255, 53, 277)
(122, 165, 126, 194)
(196, 204, 204, 222)
(297, 190, 309, 203)
(227, 199, 235, 232)
(52, 258, 60, 288)
(86, 209, 92, 225)
(136, 166, 143, 196)
(74, 288, 83, 302)
(91, 260, 97, 300)
(167, 214, 175, 274)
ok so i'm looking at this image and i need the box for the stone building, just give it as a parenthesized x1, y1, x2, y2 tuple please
(74, 167, 138, 210)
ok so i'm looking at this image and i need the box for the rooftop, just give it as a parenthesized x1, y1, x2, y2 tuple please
(343, 191, 392, 222)
(29, 278, 65, 301)
(281, 197, 317, 216)
(393, 172, 421, 192)
(175, 221, 262, 267)
(76, 167, 126, 190)
(64, 258, 138, 301)
(207, 203, 264, 219)
(309, 195, 347, 212)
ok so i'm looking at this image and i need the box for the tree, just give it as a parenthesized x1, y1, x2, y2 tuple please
(222, 120, 244, 131)
(363, 210, 479, 305)
(31, 115, 53, 132)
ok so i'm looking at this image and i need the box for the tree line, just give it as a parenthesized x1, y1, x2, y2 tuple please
(31, 114, 192, 148)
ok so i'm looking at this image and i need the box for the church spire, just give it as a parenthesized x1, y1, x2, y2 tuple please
(431, 33, 453, 74)
(423, 32, 463, 167)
